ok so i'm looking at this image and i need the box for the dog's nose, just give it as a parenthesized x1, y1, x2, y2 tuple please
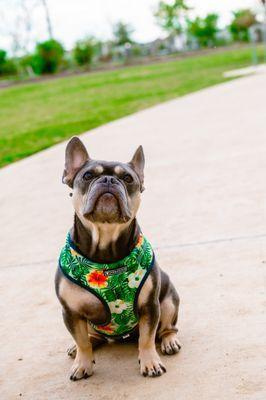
(98, 176, 117, 185)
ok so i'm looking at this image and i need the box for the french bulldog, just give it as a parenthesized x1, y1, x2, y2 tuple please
(55, 136, 181, 380)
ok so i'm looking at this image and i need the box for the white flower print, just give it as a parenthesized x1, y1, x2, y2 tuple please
(109, 299, 128, 314)
(128, 268, 145, 288)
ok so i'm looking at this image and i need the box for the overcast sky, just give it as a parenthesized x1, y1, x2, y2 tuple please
(0, 0, 261, 52)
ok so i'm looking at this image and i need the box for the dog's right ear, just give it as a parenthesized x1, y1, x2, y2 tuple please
(62, 137, 90, 187)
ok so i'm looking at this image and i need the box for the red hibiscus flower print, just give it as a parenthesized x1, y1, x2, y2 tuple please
(96, 322, 117, 335)
(86, 270, 108, 288)
(136, 235, 144, 248)
(96, 323, 114, 334)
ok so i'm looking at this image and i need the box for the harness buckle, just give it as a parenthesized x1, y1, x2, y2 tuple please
(122, 333, 130, 339)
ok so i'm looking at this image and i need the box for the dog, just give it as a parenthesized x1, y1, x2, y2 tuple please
(55, 136, 181, 380)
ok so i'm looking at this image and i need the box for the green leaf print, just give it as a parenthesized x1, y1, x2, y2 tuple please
(59, 233, 153, 337)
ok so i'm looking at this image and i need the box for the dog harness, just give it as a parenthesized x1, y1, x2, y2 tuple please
(59, 232, 154, 338)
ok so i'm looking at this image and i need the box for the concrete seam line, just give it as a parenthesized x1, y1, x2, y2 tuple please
(0, 259, 55, 270)
(154, 233, 266, 251)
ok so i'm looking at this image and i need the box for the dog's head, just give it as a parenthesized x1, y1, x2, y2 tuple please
(62, 137, 145, 224)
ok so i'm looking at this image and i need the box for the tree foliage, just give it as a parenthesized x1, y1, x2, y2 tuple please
(0, 49, 7, 66)
(187, 13, 220, 47)
(32, 39, 64, 74)
(0, 0, 54, 55)
(113, 22, 134, 45)
(73, 38, 95, 66)
(155, 0, 190, 35)
(0, 49, 17, 75)
(229, 9, 257, 42)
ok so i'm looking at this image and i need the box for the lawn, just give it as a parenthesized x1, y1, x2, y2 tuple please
(0, 46, 263, 168)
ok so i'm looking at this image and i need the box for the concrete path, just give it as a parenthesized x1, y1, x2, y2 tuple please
(0, 73, 266, 400)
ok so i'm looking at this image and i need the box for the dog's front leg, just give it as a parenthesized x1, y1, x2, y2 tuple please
(138, 301, 166, 377)
(63, 310, 94, 381)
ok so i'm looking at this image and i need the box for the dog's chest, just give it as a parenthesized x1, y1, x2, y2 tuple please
(59, 276, 108, 324)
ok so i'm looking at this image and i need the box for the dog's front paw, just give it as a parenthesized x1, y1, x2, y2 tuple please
(70, 354, 94, 381)
(139, 350, 166, 377)
(161, 333, 181, 355)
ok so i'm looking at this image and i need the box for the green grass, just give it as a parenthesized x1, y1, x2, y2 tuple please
(0, 46, 263, 168)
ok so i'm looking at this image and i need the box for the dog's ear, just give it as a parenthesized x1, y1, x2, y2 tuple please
(129, 145, 145, 192)
(62, 137, 90, 187)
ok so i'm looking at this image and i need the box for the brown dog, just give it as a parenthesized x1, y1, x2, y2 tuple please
(55, 137, 180, 380)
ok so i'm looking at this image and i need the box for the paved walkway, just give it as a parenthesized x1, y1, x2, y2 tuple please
(0, 73, 265, 400)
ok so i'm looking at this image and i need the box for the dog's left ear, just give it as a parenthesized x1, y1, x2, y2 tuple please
(129, 145, 145, 192)
(62, 137, 90, 187)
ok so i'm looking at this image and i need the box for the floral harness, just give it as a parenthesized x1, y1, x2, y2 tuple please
(59, 233, 154, 338)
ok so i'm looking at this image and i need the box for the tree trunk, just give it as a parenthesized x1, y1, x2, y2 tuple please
(40, 0, 53, 39)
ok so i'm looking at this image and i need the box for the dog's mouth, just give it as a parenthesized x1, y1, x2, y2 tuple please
(95, 192, 120, 216)
(83, 186, 131, 223)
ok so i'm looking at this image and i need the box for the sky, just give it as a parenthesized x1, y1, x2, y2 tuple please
(0, 0, 262, 53)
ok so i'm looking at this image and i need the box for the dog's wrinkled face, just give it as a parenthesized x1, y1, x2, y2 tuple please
(62, 137, 145, 224)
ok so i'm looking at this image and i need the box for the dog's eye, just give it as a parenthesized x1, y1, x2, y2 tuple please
(83, 171, 93, 181)
(123, 174, 133, 183)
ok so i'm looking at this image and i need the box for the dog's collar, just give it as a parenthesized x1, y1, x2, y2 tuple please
(65, 231, 148, 271)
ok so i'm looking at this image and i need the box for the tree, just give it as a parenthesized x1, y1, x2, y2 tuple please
(113, 22, 134, 46)
(155, 0, 190, 36)
(229, 9, 257, 42)
(0, 0, 38, 55)
(0, 0, 53, 55)
(40, 0, 53, 38)
(187, 13, 220, 47)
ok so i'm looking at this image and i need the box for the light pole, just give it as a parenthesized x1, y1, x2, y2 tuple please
(261, 0, 266, 61)
(262, 0, 266, 17)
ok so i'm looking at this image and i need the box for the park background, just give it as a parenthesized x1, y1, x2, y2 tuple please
(1, 0, 266, 168)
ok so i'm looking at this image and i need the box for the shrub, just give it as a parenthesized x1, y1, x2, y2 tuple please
(33, 39, 65, 74)
(0, 49, 7, 66)
(1, 60, 18, 76)
(0, 50, 17, 76)
(73, 38, 95, 66)
(19, 54, 37, 76)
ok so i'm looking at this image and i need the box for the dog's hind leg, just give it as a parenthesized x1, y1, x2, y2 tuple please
(137, 268, 166, 377)
(158, 278, 181, 355)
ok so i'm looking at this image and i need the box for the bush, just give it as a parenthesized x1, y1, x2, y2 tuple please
(18, 54, 37, 76)
(131, 45, 142, 57)
(0, 49, 17, 76)
(33, 39, 65, 74)
(0, 49, 7, 66)
(1, 60, 18, 76)
(73, 38, 95, 66)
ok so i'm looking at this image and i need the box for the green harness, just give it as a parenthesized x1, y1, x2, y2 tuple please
(59, 233, 154, 338)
